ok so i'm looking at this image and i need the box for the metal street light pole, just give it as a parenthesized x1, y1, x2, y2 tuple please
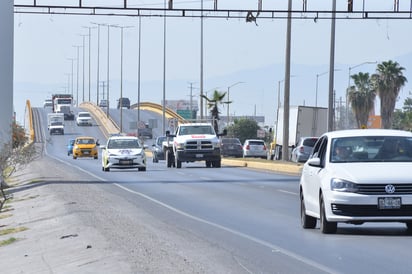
(162, 0, 167, 132)
(83, 26, 95, 102)
(316, 69, 340, 107)
(79, 33, 88, 103)
(113, 25, 133, 133)
(226, 81, 244, 125)
(91, 22, 106, 105)
(67, 58, 75, 98)
(346, 61, 377, 128)
(137, 16, 142, 124)
(106, 24, 114, 118)
(65, 73, 71, 94)
(200, 0, 204, 121)
(282, 0, 292, 161)
(72, 45, 82, 107)
(328, 0, 337, 131)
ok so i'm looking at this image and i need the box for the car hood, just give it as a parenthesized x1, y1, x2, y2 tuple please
(330, 162, 412, 184)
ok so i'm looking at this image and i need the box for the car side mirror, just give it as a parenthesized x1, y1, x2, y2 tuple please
(307, 157, 321, 167)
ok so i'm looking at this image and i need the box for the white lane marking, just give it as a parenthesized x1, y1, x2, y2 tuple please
(278, 189, 298, 196)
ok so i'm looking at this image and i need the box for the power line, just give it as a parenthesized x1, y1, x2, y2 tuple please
(13, 4, 412, 20)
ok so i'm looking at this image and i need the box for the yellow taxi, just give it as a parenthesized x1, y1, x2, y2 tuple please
(72, 136, 99, 159)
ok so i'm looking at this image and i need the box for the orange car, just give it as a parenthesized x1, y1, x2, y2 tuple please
(72, 136, 99, 159)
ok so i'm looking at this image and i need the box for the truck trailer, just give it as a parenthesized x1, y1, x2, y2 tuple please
(270, 105, 327, 160)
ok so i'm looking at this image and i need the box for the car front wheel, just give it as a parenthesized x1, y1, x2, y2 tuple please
(300, 191, 316, 229)
(320, 194, 337, 234)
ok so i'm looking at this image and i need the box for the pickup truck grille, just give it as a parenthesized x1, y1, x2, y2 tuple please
(185, 140, 213, 150)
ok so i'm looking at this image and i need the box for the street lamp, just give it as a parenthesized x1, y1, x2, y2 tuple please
(226, 81, 244, 125)
(346, 61, 377, 128)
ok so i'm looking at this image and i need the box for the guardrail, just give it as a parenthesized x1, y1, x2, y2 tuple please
(79, 102, 120, 138)
(26, 100, 35, 142)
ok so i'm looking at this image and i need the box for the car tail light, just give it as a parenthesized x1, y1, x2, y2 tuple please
(245, 145, 250, 150)
(299, 146, 304, 153)
(263, 145, 267, 150)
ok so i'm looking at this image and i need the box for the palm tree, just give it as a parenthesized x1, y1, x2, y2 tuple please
(200, 90, 227, 133)
(372, 60, 407, 129)
(347, 72, 376, 129)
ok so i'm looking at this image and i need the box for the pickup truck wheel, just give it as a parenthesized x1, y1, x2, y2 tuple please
(176, 159, 182, 168)
(213, 160, 221, 168)
(205, 161, 211, 168)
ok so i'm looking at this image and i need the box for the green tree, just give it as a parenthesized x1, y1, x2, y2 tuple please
(347, 72, 376, 128)
(392, 97, 412, 131)
(226, 118, 260, 144)
(372, 60, 407, 129)
(201, 90, 227, 133)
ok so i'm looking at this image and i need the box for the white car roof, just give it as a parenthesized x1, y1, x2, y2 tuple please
(322, 129, 412, 139)
(109, 135, 139, 140)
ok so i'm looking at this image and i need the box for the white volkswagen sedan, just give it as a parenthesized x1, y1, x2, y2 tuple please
(101, 135, 146, 171)
(300, 129, 412, 234)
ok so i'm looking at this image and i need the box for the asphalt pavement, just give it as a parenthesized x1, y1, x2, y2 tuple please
(0, 147, 301, 273)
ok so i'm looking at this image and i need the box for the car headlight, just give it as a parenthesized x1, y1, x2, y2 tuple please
(175, 142, 184, 149)
(330, 178, 359, 193)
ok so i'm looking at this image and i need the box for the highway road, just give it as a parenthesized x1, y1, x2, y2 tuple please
(31, 106, 412, 273)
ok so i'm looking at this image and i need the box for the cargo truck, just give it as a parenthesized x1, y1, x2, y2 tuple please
(269, 106, 327, 160)
(52, 94, 73, 113)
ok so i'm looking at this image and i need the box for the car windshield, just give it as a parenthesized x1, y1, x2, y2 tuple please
(108, 139, 141, 149)
(248, 141, 264, 146)
(222, 138, 241, 145)
(330, 136, 412, 163)
(77, 138, 95, 145)
(179, 125, 214, 135)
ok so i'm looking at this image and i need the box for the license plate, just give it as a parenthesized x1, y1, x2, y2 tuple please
(83, 151, 89, 155)
(378, 197, 401, 209)
(120, 160, 132, 165)
(196, 154, 203, 158)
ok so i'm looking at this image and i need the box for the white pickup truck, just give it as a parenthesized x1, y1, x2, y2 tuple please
(164, 123, 226, 168)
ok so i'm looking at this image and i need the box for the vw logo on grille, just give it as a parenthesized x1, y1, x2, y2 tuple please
(385, 184, 396, 194)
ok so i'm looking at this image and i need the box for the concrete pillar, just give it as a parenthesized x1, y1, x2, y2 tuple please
(0, 1, 13, 146)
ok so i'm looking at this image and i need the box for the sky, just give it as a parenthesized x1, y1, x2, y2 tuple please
(12, 0, 412, 127)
